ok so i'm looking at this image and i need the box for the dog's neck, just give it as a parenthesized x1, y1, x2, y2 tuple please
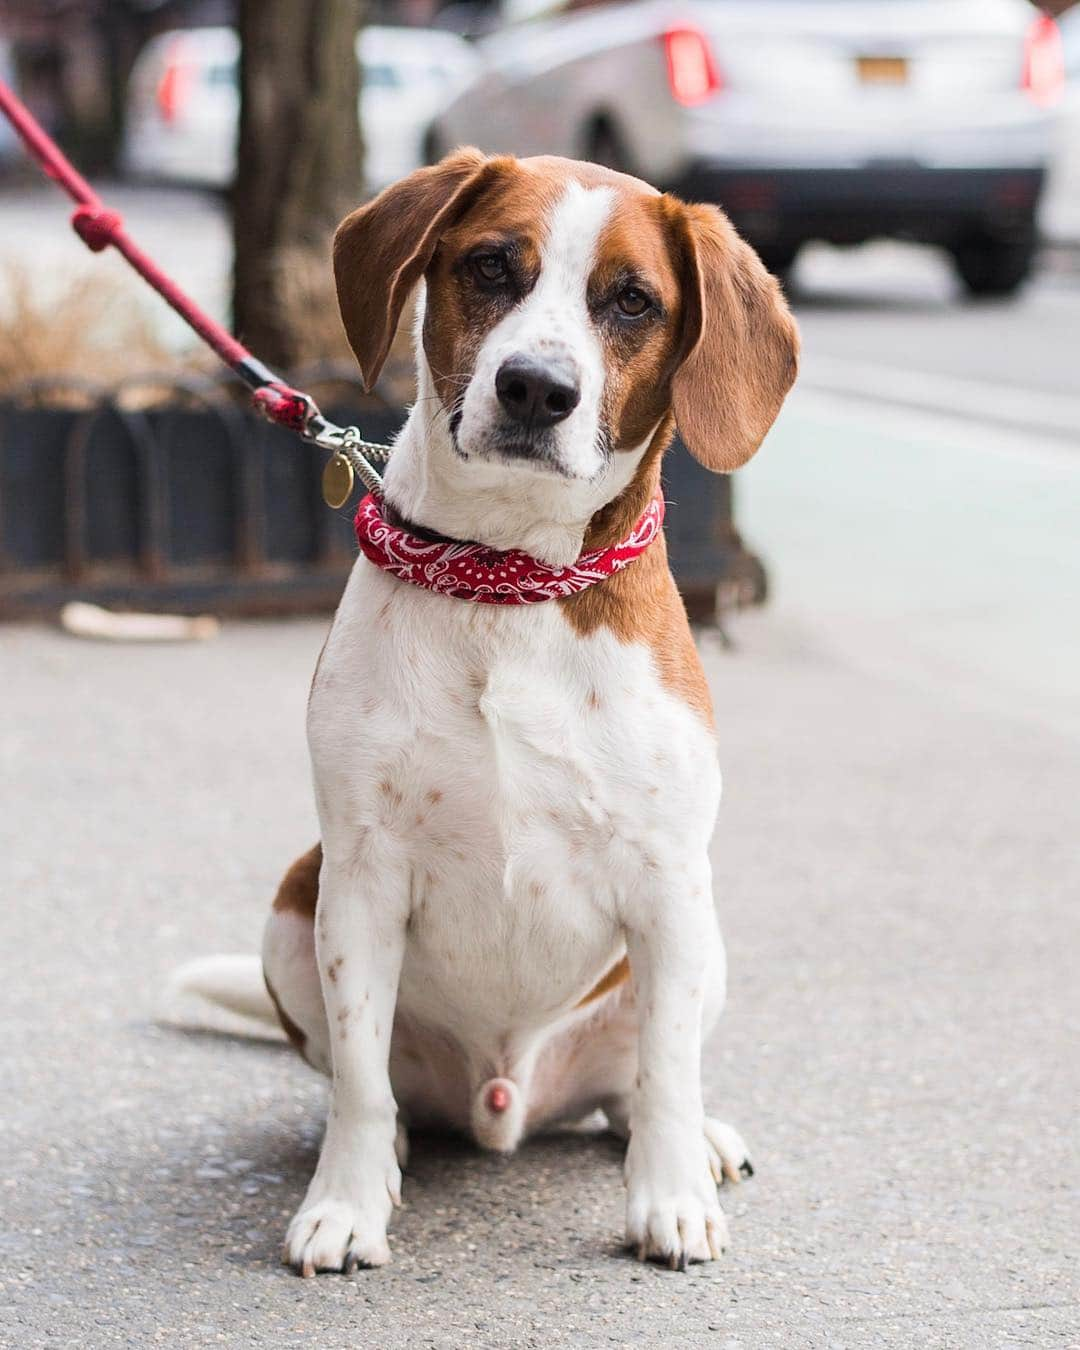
(381, 345, 658, 568)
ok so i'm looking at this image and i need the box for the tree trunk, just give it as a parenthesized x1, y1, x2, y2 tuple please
(232, 0, 363, 371)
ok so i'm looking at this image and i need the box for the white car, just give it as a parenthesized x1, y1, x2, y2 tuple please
(1041, 3, 1080, 246)
(0, 40, 20, 168)
(430, 0, 1065, 296)
(122, 25, 479, 195)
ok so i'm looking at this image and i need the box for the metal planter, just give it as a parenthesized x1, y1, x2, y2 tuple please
(0, 369, 765, 622)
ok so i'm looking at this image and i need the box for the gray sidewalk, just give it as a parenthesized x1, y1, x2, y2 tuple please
(1, 390, 1078, 1348)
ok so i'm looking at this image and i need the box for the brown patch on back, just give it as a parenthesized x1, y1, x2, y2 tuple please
(271, 843, 321, 920)
(575, 955, 631, 1009)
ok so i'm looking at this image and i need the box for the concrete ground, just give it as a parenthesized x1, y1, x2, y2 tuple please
(2, 383, 1078, 1348)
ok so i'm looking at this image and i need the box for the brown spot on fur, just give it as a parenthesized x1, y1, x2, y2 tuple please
(586, 689, 602, 711)
(327, 956, 344, 983)
(426, 788, 443, 804)
(271, 844, 321, 919)
(576, 956, 630, 1009)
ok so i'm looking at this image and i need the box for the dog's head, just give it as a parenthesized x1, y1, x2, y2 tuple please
(334, 149, 798, 561)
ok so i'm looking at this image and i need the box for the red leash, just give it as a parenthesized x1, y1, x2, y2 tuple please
(0, 78, 381, 481)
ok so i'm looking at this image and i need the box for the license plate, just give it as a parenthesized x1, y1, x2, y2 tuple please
(857, 56, 909, 86)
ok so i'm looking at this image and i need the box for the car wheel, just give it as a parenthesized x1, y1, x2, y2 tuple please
(951, 229, 1038, 299)
(586, 120, 630, 174)
(422, 126, 445, 167)
(755, 243, 801, 282)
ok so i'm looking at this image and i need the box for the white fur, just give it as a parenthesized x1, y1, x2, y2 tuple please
(266, 180, 749, 1274)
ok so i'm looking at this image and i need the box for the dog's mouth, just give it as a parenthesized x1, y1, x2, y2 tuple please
(449, 412, 611, 483)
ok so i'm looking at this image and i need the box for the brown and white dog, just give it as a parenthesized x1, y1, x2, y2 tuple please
(178, 148, 798, 1274)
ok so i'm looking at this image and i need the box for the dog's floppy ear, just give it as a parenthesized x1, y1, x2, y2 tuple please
(333, 147, 493, 390)
(669, 202, 799, 472)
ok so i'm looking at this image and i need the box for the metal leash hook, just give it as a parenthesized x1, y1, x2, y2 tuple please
(251, 386, 392, 506)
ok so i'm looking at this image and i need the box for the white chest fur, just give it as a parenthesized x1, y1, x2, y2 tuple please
(308, 557, 721, 1064)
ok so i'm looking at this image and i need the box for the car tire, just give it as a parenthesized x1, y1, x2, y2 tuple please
(755, 243, 801, 283)
(951, 229, 1038, 299)
(422, 126, 446, 167)
(585, 119, 631, 174)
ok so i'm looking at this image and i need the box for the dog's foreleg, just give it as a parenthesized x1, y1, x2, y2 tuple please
(283, 846, 409, 1276)
(622, 866, 729, 1270)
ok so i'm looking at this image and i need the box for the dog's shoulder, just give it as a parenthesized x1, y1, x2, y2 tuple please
(561, 536, 713, 729)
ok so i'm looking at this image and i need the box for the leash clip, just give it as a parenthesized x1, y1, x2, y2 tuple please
(308, 419, 391, 503)
(252, 384, 391, 503)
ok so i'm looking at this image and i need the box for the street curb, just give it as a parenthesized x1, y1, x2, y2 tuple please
(1041, 239, 1080, 274)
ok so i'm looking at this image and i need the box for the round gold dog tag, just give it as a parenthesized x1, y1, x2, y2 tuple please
(322, 452, 355, 509)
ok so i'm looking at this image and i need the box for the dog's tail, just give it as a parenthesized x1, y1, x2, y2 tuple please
(168, 954, 278, 1027)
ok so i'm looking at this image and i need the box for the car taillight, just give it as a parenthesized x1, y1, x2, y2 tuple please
(1021, 14, 1064, 108)
(663, 27, 722, 107)
(156, 42, 191, 123)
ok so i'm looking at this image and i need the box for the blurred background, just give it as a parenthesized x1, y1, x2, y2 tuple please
(0, 0, 1077, 618)
(0, 0, 1074, 618)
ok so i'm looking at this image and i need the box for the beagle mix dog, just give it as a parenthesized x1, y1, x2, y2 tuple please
(192, 148, 797, 1274)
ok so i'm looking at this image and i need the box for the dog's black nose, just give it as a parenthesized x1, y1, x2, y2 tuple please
(495, 356, 580, 429)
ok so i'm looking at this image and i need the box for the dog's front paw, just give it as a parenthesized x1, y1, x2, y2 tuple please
(285, 1195, 391, 1276)
(625, 1130, 729, 1270)
(284, 1128, 402, 1277)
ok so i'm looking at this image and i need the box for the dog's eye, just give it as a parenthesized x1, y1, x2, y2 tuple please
(472, 254, 508, 284)
(616, 287, 651, 317)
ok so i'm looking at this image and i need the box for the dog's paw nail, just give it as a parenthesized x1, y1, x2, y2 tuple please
(705, 1217, 726, 1260)
(703, 1118, 752, 1188)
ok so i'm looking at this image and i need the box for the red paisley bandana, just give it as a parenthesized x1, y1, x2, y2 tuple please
(353, 490, 665, 605)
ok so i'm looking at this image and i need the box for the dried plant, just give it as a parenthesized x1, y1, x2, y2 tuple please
(0, 265, 197, 402)
(0, 255, 417, 409)
(272, 243, 417, 405)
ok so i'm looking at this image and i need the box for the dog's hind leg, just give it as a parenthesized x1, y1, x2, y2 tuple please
(262, 845, 333, 1075)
